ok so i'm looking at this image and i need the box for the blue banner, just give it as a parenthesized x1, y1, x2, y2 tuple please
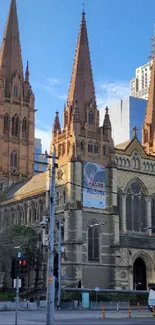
(83, 162, 106, 209)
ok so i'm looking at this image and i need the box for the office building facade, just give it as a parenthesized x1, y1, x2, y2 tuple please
(100, 96, 147, 145)
(130, 61, 152, 99)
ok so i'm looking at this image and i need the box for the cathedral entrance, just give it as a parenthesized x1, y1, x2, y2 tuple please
(133, 257, 146, 290)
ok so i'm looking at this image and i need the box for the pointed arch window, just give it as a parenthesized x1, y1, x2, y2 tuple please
(117, 190, 122, 231)
(56, 192, 60, 205)
(3, 113, 9, 135)
(10, 150, 18, 169)
(88, 143, 93, 153)
(80, 141, 84, 151)
(94, 144, 99, 154)
(12, 113, 19, 137)
(63, 190, 66, 204)
(32, 202, 37, 223)
(88, 223, 99, 261)
(39, 200, 43, 222)
(23, 204, 28, 225)
(22, 117, 28, 139)
(13, 84, 18, 97)
(88, 111, 94, 125)
(126, 180, 146, 232)
(103, 145, 106, 155)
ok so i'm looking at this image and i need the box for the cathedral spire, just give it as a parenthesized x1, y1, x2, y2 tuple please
(0, 0, 23, 81)
(67, 11, 96, 124)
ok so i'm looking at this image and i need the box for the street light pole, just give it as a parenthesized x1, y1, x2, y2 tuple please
(46, 146, 57, 325)
(57, 216, 62, 309)
(14, 249, 21, 325)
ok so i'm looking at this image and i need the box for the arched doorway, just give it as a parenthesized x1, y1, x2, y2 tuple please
(133, 257, 146, 290)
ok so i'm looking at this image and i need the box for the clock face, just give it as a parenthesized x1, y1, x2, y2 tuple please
(121, 271, 126, 279)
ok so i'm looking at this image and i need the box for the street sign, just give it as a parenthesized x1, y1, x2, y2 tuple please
(13, 279, 21, 288)
(94, 287, 100, 292)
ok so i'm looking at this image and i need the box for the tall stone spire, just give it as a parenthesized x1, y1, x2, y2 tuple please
(66, 11, 96, 124)
(142, 33, 155, 154)
(0, 0, 23, 83)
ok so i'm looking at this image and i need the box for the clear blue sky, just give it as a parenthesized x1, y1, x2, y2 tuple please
(0, 0, 155, 150)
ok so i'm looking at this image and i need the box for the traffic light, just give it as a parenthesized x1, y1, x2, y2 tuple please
(17, 257, 28, 275)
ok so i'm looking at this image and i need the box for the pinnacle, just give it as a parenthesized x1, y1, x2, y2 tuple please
(53, 111, 61, 133)
(103, 107, 111, 129)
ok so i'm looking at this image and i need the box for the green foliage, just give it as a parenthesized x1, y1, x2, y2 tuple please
(61, 291, 81, 302)
(0, 225, 39, 274)
(0, 292, 15, 301)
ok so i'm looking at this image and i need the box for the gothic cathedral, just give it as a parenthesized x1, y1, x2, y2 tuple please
(1, 0, 155, 291)
(0, 0, 35, 190)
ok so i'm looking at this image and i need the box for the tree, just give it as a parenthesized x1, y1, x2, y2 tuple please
(0, 225, 42, 290)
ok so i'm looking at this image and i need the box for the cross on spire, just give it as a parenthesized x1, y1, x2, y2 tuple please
(82, 2, 85, 13)
(133, 126, 138, 138)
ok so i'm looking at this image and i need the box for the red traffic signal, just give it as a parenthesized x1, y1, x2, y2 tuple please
(17, 257, 28, 275)
(18, 259, 27, 265)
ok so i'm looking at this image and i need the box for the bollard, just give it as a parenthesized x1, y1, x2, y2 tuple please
(137, 302, 140, 312)
(128, 306, 132, 318)
(152, 306, 155, 317)
(102, 305, 105, 319)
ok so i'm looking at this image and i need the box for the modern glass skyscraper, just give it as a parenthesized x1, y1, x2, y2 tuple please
(100, 96, 147, 145)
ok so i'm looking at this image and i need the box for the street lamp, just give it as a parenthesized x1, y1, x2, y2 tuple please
(57, 216, 63, 310)
(44, 146, 58, 325)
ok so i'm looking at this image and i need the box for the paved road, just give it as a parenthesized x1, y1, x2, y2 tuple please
(0, 310, 154, 325)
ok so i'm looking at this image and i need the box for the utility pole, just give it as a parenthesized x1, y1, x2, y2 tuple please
(46, 146, 58, 325)
(57, 216, 62, 309)
(15, 275, 19, 325)
(14, 250, 21, 325)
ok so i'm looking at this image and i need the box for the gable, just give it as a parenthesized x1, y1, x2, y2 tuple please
(115, 137, 155, 160)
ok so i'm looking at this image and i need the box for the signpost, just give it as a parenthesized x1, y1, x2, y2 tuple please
(95, 287, 100, 308)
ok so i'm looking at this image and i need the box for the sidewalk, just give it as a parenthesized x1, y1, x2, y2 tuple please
(55, 309, 153, 320)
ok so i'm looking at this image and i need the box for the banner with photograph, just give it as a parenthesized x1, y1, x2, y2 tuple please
(83, 162, 106, 209)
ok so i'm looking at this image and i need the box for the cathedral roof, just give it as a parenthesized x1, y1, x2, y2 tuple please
(115, 135, 155, 160)
(0, 172, 47, 205)
(115, 140, 131, 150)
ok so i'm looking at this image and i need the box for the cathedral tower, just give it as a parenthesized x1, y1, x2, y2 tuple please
(51, 11, 115, 287)
(0, 0, 35, 187)
(51, 11, 114, 164)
